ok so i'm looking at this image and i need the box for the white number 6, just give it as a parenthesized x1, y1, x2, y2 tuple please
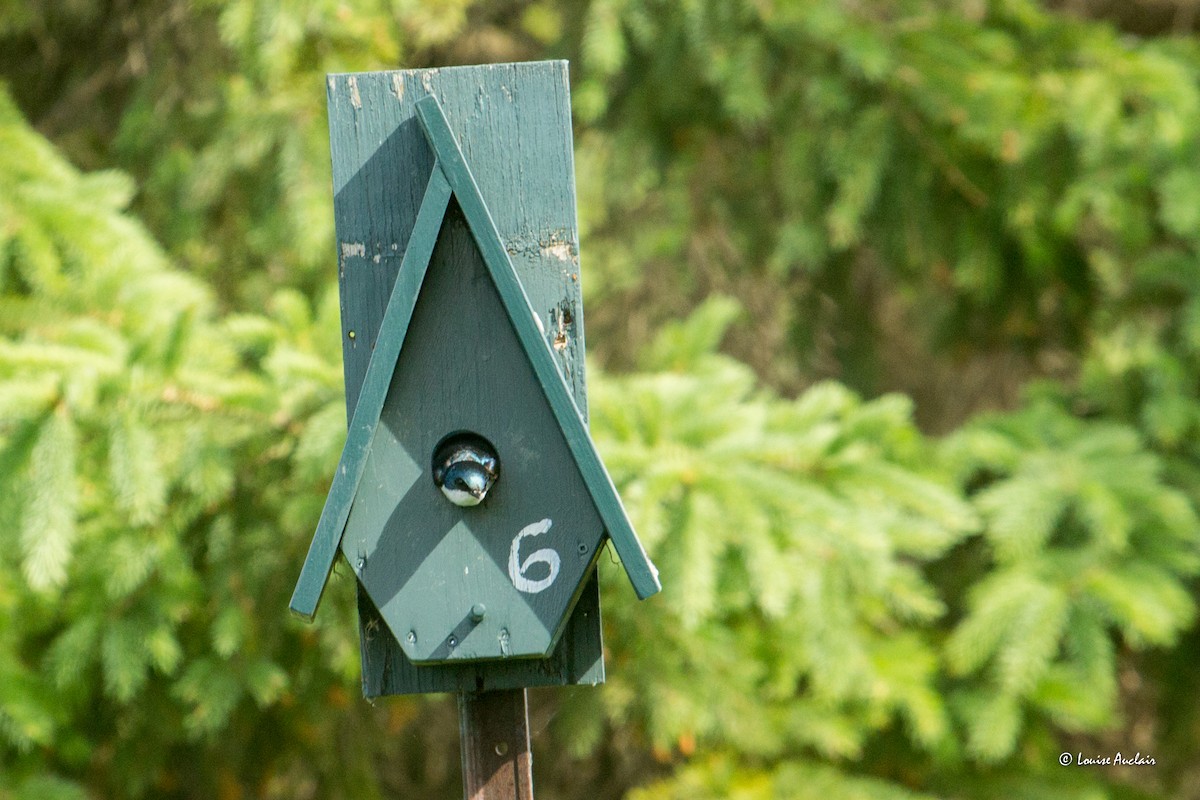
(509, 518, 561, 594)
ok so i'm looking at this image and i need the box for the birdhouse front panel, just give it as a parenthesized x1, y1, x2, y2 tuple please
(339, 201, 607, 663)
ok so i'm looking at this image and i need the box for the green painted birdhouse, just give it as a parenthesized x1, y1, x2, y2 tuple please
(290, 63, 659, 695)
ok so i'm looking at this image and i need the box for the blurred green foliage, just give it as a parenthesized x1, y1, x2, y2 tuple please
(2, 0, 1200, 798)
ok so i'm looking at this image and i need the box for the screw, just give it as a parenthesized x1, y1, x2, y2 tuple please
(577, 543, 588, 555)
(348, 330, 356, 340)
(448, 635, 458, 648)
(471, 603, 486, 622)
(406, 630, 417, 644)
(495, 741, 509, 757)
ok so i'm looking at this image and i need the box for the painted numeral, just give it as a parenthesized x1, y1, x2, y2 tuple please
(509, 518, 561, 594)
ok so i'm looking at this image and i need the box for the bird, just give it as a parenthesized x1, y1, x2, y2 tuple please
(432, 434, 499, 507)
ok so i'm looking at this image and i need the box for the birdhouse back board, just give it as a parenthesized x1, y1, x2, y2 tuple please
(326, 62, 605, 695)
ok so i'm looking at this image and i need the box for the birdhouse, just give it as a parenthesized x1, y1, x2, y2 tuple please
(290, 63, 659, 696)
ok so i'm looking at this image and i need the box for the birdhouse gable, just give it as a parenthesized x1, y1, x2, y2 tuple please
(289, 95, 659, 649)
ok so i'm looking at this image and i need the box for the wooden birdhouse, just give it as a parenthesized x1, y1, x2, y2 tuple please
(289, 63, 660, 697)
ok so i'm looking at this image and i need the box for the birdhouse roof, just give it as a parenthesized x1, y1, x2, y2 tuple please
(290, 95, 660, 623)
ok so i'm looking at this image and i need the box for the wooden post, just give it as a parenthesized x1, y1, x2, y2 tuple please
(459, 689, 534, 800)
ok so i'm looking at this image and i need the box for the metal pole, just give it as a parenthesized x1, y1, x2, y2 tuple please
(459, 688, 534, 800)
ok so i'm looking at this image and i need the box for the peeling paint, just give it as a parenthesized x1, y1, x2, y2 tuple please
(542, 242, 574, 262)
(390, 73, 405, 102)
(552, 300, 573, 351)
(328, 75, 337, 93)
(341, 242, 367, 258)
(503, 232, 577, 261)
(349, 75, 362, 110)
(421, 69, 439, 94)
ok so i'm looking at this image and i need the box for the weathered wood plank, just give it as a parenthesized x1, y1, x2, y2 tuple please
(328, 63, 587, 415)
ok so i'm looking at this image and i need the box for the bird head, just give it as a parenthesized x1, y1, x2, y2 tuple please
(432, 434, 499, 507)
(439, 461, 494, 506)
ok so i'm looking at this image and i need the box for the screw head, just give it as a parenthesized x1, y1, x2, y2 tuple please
(470, 603, 487, 622)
